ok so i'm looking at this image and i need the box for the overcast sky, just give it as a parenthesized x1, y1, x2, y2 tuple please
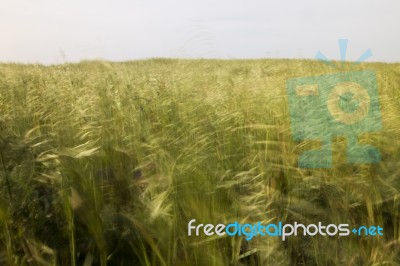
(0, 0, 399, 64)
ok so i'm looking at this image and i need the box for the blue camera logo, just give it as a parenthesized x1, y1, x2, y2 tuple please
(286, 40, 382, 168)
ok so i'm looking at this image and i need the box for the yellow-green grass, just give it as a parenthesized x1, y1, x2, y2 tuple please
(0, 59, 399, 265)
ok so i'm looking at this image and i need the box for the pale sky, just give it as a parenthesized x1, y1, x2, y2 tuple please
(0, 0, 399, 64)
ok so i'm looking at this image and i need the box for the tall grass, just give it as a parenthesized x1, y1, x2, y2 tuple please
(0, 59, 399, 265)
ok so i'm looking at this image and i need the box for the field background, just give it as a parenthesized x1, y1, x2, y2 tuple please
(0, 59, 399, 265)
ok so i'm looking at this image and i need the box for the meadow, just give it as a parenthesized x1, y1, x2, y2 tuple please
(0, 59, 399, 265)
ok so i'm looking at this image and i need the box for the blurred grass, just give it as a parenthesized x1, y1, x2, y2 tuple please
(0, 59, 399, 265)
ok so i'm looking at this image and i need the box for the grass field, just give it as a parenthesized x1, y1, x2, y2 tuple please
(0, 59, 399, 265)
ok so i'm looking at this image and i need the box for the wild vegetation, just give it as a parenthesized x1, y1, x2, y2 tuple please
(0, 59, 399, 265)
